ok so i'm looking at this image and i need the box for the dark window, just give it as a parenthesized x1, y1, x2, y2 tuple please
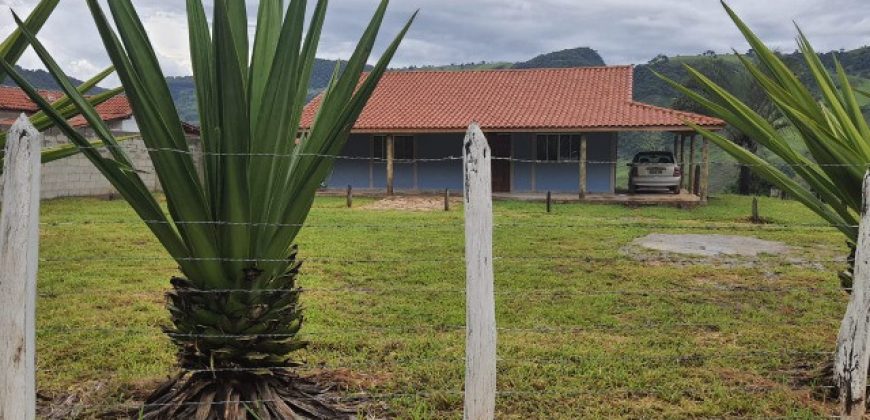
(633, 152, 674, 164)
(373, 136, 386, 159)
(537, 134, 582, 161)
(373, 135, 414, 160)
(394, 136, 414, 160)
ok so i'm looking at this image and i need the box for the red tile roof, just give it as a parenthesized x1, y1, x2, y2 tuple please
(301, 66, 724, 133)
(0, 85, 133, 127)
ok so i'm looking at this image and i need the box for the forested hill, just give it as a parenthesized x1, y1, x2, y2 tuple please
(2, 65, 92, 92)
(633, 47, 870, 116)
(165, 58, 370, 122)
(514, 47, 606, 69)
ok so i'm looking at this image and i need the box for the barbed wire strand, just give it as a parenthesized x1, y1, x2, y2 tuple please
(64, 144, 870, 168)
(37, 219, 857, 230)
(34, 285, 848, 299)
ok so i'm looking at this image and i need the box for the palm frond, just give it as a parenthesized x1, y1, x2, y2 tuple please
(658, 0, 868, 245)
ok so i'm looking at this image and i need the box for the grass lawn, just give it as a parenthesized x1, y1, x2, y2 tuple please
(36, 194, 849, 418)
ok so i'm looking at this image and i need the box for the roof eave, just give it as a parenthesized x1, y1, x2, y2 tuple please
(334, 124, 727, 134)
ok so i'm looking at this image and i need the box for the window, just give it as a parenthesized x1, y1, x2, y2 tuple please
(373, 136, 414, 160)
(536, 134, 582, 161)
(632, 152, 674, 164)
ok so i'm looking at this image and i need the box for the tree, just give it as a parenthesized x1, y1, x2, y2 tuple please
(649, 54, 669, 65)
(658, 1, 867, 290)
(1, 0, 415, 417)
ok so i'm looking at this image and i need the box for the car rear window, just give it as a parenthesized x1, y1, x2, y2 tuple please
(634, 153, 674, 164)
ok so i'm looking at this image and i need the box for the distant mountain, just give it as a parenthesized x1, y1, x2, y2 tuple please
(400, 47, 606, 73)
(165, 58, 370, 123)
(632, 48, 870, 115)
(2, 65, 96, 92)
(513, 47, 605, 69)
(403, 61, 514, 71)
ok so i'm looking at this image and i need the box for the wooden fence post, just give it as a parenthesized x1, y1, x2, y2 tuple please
(0, 115, 42, 420)
(546, 191, 552, 213)
(463, 123, 497, 420)
(751, 197, 760, 224)
(444, 188, 450, 212)
(836, 171, 870, 419)
(346, 185, 353, 209)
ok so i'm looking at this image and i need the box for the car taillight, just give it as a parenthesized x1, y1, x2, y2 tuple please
(674, 166, 682, 177)
(631, 165, 638, 176)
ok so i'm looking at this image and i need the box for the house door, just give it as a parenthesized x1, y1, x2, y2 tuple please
(489, 134, 511, 193)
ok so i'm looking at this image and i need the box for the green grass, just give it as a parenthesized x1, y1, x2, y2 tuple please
(37, 195, 848, 418)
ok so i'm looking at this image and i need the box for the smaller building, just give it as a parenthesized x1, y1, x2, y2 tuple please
(0, 85, 138, 132)
(301, 66, 725, 198)
(0, 86, 202, 199)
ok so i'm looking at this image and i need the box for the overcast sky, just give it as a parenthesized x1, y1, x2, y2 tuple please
(0, 0, 868, 86)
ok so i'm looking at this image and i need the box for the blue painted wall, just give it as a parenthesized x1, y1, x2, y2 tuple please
(416, 134, 464, 190)
(512, 132, 616, 193)
(325, 134, 371, 189)
(326, 132, 617, 194)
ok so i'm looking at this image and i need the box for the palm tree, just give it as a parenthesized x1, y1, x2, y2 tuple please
(0, 0, 126, 174)
(1, 0, 414, 417)
(657, 1, 867, 289)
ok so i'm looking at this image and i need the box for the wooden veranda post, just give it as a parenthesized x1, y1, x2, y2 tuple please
(836, 171, 870, 419)
(579, 135, 588, 199)
(0, 115, 42, 420)
(463, 123, 497, 420)
(688, 135, 696, 194)
(386, 135, 395, 196)
(679, 135, 686, 190)
(700, 138, 710, 202)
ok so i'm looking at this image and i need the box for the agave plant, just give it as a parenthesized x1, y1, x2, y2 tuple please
(2, 0, 414, 417)
(0, 0, 126, 174)
(658, 1, 867, 288)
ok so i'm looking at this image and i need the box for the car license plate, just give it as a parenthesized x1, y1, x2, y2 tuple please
(648, 168, 664, 175)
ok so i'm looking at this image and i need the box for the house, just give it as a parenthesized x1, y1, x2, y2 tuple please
(0, 86, 201, 199)
(301, 66, 725, 199)
(0, 85, 137, 132)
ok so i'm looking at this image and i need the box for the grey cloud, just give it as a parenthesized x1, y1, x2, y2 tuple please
(0, 0, 867, 85)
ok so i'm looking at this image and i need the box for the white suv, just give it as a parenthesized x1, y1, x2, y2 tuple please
(628, 152, 682, 194)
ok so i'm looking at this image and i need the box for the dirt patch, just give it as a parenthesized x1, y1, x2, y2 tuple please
(633, 234, 790, 257)
(38, 369, 393, 419)
(364, 195, 461, 212)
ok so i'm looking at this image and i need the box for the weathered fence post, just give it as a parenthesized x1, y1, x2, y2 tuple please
(836, 171, 870, 419)
(463, 123, 497, 420)
(0, 115, 42, 420)
(751, 197, 760, 224)
(444, 188, 450, 212)
(546, 191, 552, 213)
(346, 185, 353, 209)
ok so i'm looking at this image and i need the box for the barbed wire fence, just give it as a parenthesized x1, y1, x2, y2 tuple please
(3, 118, 870, 418)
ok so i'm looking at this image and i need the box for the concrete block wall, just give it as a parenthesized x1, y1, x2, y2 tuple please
(38, 127, 203, 200)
